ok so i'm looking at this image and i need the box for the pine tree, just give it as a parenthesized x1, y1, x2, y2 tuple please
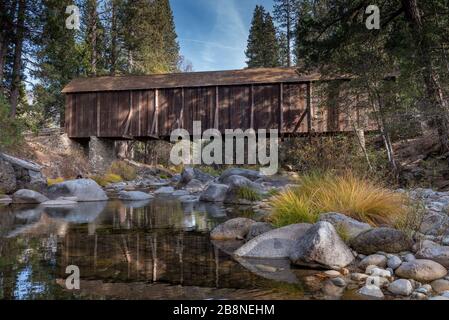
(277, 32, 290, 67)
(119, 0, 179, 74)
(263, 13, 280, 67)
(273, 0, 299, 67)
(246, 6, 280, 68)
(32, 0, 81, 125)
(246, 5, 266, 68)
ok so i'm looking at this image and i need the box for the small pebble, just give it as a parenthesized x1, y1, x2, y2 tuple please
(331, 277, 347, 287)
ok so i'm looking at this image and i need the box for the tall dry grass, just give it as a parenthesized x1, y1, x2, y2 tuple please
(269, 172, 408, 227)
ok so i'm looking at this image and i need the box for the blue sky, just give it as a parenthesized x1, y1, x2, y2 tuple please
(171, 0, 275, 71)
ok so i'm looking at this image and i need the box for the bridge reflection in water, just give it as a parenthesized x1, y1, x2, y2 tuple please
(0, 199, 317, 300)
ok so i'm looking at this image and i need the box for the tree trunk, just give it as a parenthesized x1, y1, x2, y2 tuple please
(286, 0, 291, 67)
(110, 0, 117, 74)
(9, 0, 25, 117)
(88, 0, 98, 76)
(402, 0, 449, 154)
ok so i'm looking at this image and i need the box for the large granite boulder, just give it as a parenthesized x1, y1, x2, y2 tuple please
(290, 221, 355, 269)
(47, 179, 108, 202)
(350, 227, 413, 254)
(0, 153, 46, 192)
(395, 259, 447, 282)
(210, 217, 256, 240)
(234, 223, 312, 258)
(416, 243, 449, 268)
(199, 183, 229, 202)
(0, 158, 17, 194)
(246, 222, 274, 241)
(12, 189, 49, 204)
(318, 212, 372, 239)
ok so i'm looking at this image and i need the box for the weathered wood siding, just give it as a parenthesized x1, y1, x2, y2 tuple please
(65, 82, 376, 139)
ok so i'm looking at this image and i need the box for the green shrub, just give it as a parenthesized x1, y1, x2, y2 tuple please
(108, 161, 137, 181)
(0, 94, 23, 149)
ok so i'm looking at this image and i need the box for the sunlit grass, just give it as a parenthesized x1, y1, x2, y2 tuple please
(47, 177, 65, 186)
(236, 186, 262, 202)
(269, 172, 408, 227)
(90, 173, 123, 187)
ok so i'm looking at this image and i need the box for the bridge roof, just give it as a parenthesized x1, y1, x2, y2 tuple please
(62, 67, 323, 93)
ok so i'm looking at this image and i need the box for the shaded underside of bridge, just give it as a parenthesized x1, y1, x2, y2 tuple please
(62, 67, 377, 140)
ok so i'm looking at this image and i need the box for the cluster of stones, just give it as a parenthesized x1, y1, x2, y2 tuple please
(210, 211, 449, 300)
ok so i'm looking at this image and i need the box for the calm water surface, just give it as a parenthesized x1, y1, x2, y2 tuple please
(0, 198, 359, 300)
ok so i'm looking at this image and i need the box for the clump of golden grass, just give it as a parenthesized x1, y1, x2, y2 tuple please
(269, 172, 408, 227)
(90, 173, 123, 187)
(47, 177, 65, 186)
(108, 161, 136, 181)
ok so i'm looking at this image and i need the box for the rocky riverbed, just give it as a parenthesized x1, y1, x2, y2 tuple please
(3, 158, 449, 300)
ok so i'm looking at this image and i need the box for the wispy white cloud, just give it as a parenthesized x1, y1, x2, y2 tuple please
(179, 38, 241, 51)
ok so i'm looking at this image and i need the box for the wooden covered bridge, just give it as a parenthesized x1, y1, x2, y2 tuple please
(62, 67, 376, 140)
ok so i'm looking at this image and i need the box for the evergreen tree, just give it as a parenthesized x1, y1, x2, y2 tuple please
(246, 6, 280, 68)
(32, 0, 82, 125)
(273, 0, 299, 67)
(263, 13, 280, 67)
(119, 0, 179, 74)
(277, 32, 290, 67)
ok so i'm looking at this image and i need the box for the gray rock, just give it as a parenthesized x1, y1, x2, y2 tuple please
(350, 227, 413, 254)
(118, 191, 153, 201)
(12, 189, 48, 204)
(234, 223, 312, 258)
(442, 291, 449, 298)
(210, 217, 256, 240)
(184, 179, 204, 193)
(351, 273, 369, 281)
(388, 279, 413, 296)
(387, 256, 402, 270)
(403, 253, 416, 262)
(289, 221, 354, 269)
(180, 167, 214, 185)
(411, 292, 427, 300)
(245, 222, 274, 241)
(199, 184, 229, 202)
(395, 259, 447, 282)
(47, 179, 108, 202)
(324, 270, 341, 278)
(319, 212, 372, 239)
(154, 186, 175, 195)
(359, 254, 388, 270)
(416, 243, 449, 268)
(0, 158, 17, 194)
(431, 279, 449, 294)
(331, 277, 346, 287)
(219, 168, 261, 182)
(358, 285, 384, 299)
(0, 152, 42, 171)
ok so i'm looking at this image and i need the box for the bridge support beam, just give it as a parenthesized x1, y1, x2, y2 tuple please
(89, 136, 117, 173)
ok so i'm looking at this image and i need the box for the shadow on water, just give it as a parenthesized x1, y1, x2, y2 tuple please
(0, 198, 327, 300)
